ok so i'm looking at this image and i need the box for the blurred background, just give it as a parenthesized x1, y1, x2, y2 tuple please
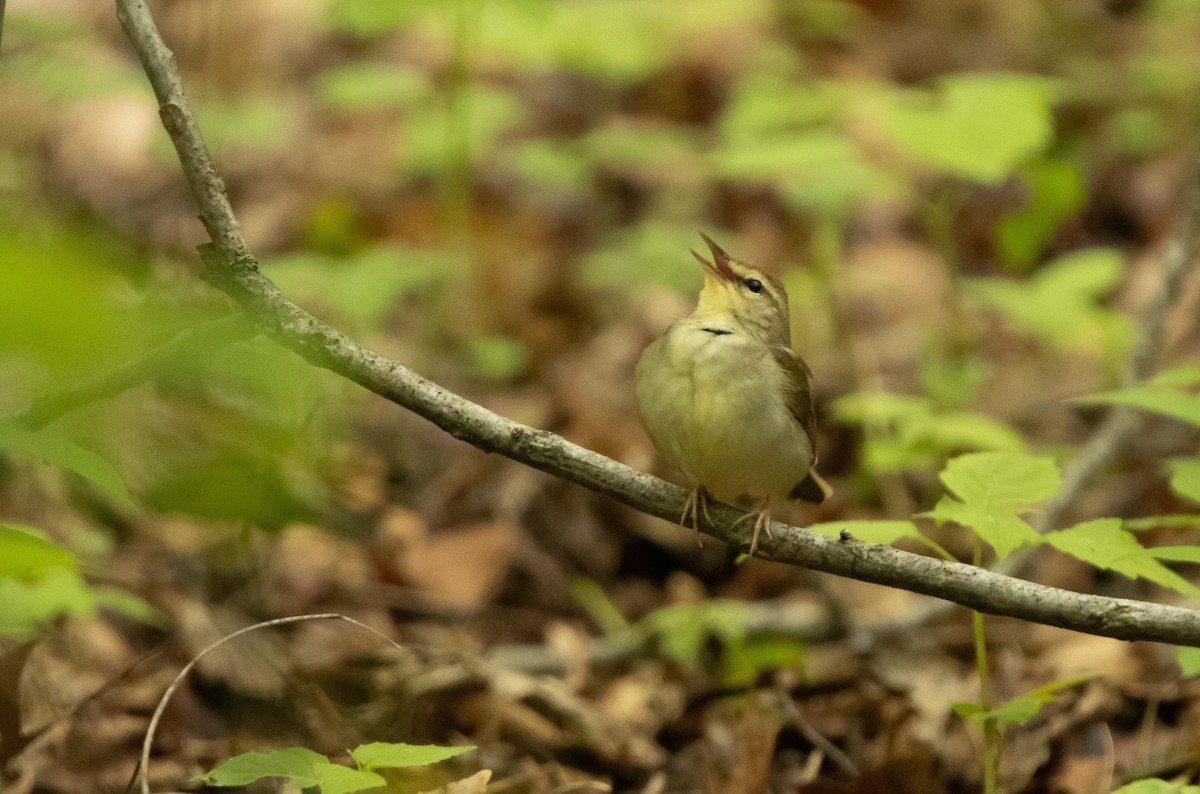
(3, 0, 1200, 791)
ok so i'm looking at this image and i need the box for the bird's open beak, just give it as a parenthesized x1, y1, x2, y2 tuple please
(691, 232, 737, 283)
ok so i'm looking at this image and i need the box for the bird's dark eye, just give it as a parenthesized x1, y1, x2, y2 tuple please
(744, 278, 764, 293)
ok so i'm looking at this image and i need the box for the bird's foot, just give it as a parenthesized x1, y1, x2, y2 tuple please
(733, 500, 772, 556)
(680, 485, 711, 547)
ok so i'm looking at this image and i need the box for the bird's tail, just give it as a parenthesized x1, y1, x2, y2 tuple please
(789, 469, 833, 504)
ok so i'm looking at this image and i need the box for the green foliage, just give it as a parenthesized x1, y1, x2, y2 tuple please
(714, 77, 893, 215)
(568, 578, 631, 635)
(1168, 458, 1200, 504)
(350, 742, 475, 769)
(262, 247, 446, 326)
(1111, 780, 1200, 794)
(877, 72, 1060, 184)
(468, 335, 528, 380)
(953, 676, 1092, 727)
(0, 567, 96, 637)
(996, 158, 1086, 270)
(399, 84, 525, 173)
(1080, 361, 1200, 427)
(0, 523, 75, 580)
(925, 451, 1059, 560)
(0, 223, 146, 380)
(316, 64, 433, 112)
(721, 634, 805, 686)
(1176, 646, 1200, 678)
(970, 247, 1132, 360)
(201, 742, 474, 793)
(833, 392, 1024, 475)
(644, 600, 748, 669)
(0, 422, 131, 504)
(584, 221, 714, 293)
(1044, 519, 1198, 595)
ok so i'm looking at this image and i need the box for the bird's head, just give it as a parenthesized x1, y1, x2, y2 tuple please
(692, 233, 791, 346)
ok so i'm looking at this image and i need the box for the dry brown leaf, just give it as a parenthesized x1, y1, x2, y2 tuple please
(404, 522, 521, 608)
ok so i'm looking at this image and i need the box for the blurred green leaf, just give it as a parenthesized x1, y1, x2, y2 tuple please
(325, 0, 441, 36)
(0, 523, 75, 579)
(568, 578, 630, 634)
(997, 158, 1086, 269)
(834, 392, 1023, 475)
(970, 247, 1132, 360)
(1112, 779, 1200, 794)
(400, 85, 524, 173)
(1045, 519, 1198, 595)
(469, 335, 528, 380)
(722, 634, 805, 686)
(1078, 380, 1200, 428)
(1168, 458, 1200, 504)
(1177, 646, 1200, 678)
(0, 567, 95, 637)
(953, 675, 1091, 727)
(263, 247, 445, 324)
(0, 423, 131, 504)
(644, 600, 749, 668)
(879, 72, 1059, 183)
(316, 64, 433, 112)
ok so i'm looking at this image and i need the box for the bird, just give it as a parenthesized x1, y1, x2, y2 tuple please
(635, 232, 830, 555)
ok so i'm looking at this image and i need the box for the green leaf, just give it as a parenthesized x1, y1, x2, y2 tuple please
(316, 64, 432, 112)
(568, 578, 630, 634)
(1177, 646, 1200, 678)
(644, 601, 749, 668)
(1045, 519, 1198, 595)
(1168, 458, 1200, 504)
(468, 335, 528, 380)
(1111, 780, 1200, 794)
(925, 451, 1059, 559)
(0, 524, 75, 579)
(1151, 361, 1200, 389)
(350, 742, 474, 771)
(939, 451, 1059, 509)
(721, 634, 805, 686)
(1077, 385, 1200, 428)
(878, 72, 1058, 183)
(927, 499, 1042, 560)
(201, 747, 386, 793)
(0, 567, 96, 637)
(970, 248, 1132, 358)
(954, 675, 1091, 727)
(997, 158, 1086, 269)
(0, 423, 130, 504)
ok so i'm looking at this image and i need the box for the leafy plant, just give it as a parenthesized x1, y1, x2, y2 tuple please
(200, 742, 475, 794)
(833, 392, 1024, 476)
(953, 675, 1094, 728)
(969, 247, 1133, 363)
(876, 72, 1061, 184)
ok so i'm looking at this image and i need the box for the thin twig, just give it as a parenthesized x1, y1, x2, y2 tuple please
(136, 613, 403, 794)
(115, 0, 1200, 647)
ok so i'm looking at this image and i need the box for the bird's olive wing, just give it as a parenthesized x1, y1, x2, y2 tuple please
(770, 345, 817, 451)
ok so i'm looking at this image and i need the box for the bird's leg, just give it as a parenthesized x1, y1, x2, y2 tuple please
(732, 497, 772, 556)
(680, 485, 711, 547)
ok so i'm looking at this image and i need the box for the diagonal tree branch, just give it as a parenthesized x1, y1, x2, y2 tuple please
(115, 0, 1200, 648)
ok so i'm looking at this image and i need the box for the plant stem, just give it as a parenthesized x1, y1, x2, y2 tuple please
(973, 541, 999, 794)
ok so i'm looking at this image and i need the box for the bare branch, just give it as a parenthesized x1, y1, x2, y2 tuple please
(115, 0, 1200, 648)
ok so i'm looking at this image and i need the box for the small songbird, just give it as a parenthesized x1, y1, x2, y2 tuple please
(636, 233, 830, 555)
